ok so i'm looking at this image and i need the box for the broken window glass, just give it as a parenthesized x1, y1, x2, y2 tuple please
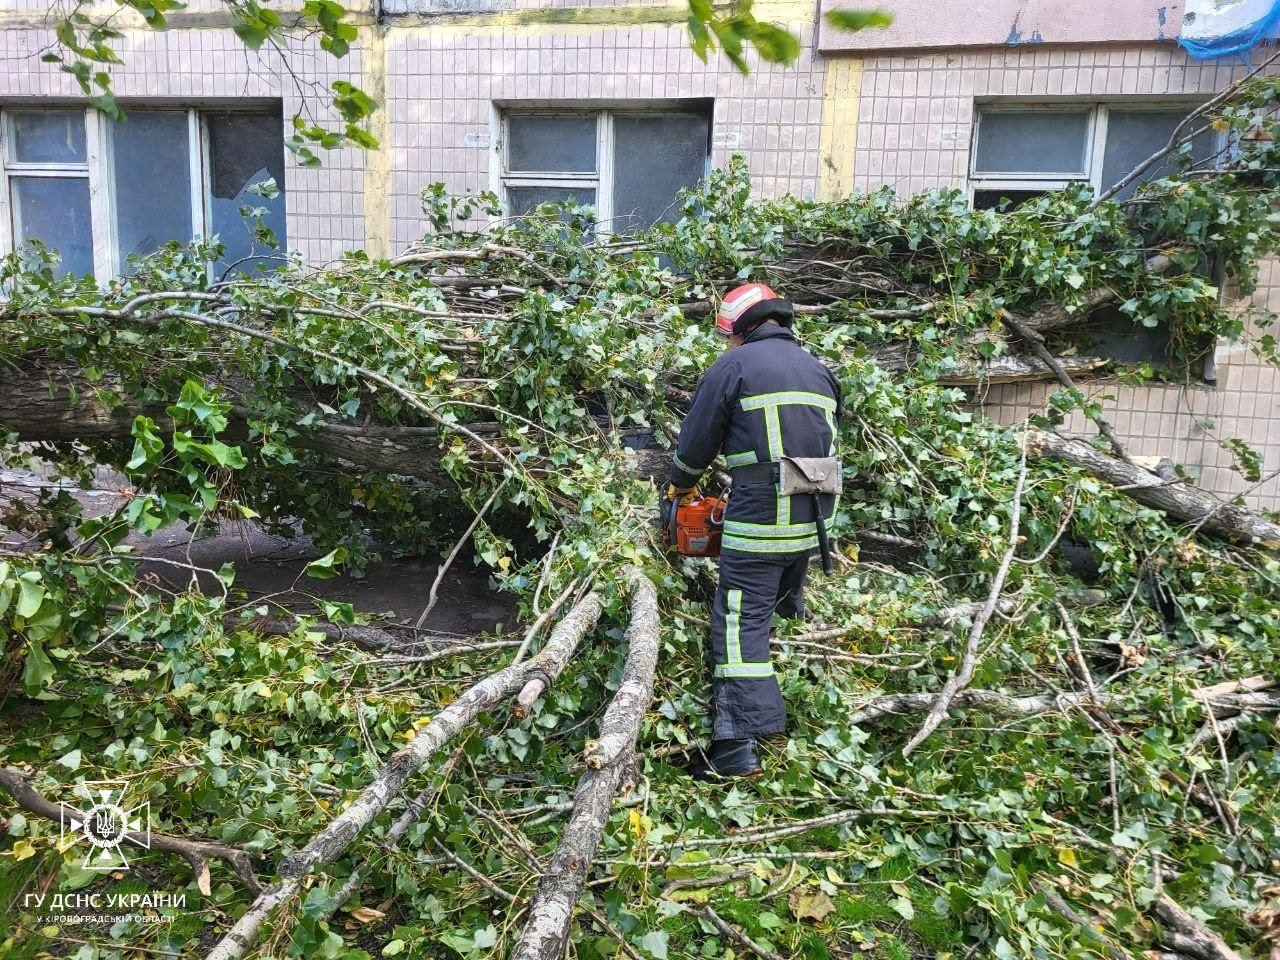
(206, 111, 287, 274)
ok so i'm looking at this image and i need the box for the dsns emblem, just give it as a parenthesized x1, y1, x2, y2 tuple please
(60, 781, 151, 870)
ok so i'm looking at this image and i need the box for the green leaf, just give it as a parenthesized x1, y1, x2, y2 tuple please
(639, 930, 668, 960)
(23, 641, 56, 692)
(58, 749, 82, 770)
(305, 547, 349, 579)
(16, 577, 45, 619)
(232, 20, 270, 49)
(823, 9, 894, 31)
(741, 21, 800, 65)
(126, 415, 164, 471)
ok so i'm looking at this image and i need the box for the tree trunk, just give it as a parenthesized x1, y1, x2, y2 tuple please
(510, 571, 660, 960)
(1029, 428, 1280, 545)
(6, 363, 1279, 547)
(0, 364, 458, 486)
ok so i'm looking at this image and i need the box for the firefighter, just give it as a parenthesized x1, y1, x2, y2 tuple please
(665, 283, 843, 778)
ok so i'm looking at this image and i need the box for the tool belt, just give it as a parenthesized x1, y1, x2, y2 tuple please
(730, 456, 842, 495)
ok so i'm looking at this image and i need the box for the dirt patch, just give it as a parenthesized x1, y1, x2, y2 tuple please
(1, 468, 518, 636)
(138, 521, 517, 635)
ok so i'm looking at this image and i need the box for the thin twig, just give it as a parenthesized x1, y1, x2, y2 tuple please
(415, 476, 510, 630)
(902, 434, 1030, 757)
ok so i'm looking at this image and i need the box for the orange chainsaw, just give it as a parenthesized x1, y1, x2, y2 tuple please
(663, 492, 727, 558)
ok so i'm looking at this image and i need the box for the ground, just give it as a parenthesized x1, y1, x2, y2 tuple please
(0, 466, 517, 637)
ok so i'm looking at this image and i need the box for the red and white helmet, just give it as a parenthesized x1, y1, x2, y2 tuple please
(714, 282, 793, 338)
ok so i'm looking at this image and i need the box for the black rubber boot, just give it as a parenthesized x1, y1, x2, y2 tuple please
(685, 738, 763, 781)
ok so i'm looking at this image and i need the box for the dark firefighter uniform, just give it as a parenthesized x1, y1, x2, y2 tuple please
(668, 311, 842, 744)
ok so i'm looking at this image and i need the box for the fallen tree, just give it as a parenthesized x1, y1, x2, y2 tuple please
(4, 72, 1280, 960)
(511, 570, 660, 960)
(207, 592, 602, 960)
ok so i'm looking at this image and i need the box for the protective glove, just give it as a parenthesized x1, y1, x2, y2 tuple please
(658, 484, 697, 539)
(665, 483, 700, 505)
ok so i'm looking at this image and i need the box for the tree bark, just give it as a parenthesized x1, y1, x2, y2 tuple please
(204, 593, 602, 960)
(0, 363, 459, 486)
(510, 570, 660, 960)
(1029, 428, 1280, 545)
(1152, 893, 1245, 960)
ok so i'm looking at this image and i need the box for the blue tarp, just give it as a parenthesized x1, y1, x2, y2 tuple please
(1179, 0, 1280, 59)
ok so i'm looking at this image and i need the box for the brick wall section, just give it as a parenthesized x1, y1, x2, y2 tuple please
(852, 44, 1280, 511)
(0, 23, 365, 263)
(854, 46, 1243, 196)
(384, 20, 824, 248)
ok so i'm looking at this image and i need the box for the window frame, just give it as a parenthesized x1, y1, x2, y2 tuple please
(0, 104, 279, 278)
(969, 99, 1215, 206)
(496, 104, 713, 230)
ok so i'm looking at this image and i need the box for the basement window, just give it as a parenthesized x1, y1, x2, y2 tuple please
(498, 103, 713, 232)
(0, 105, 287, 279)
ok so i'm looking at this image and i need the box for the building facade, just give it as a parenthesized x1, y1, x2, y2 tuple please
(1, 0, 1276, 509)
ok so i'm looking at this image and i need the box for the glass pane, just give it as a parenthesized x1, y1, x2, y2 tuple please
(973, 110, 1090, 175)
(206, 112, 287, 273)
(1101, 110, 1218, 201)
(507, 116, 596, 173)
(507, 185, 595, 216)
(11, 176, 94, 276)
(611, 114, 709, 230)
(11, 111, 86, 164)
(112, 113, 193, 264)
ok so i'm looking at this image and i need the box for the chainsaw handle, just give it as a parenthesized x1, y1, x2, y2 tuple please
(708, 492, 727, 526)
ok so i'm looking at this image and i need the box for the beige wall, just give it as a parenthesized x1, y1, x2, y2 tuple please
(383, 14, 826, 248)
(817, 0, 1184, 52)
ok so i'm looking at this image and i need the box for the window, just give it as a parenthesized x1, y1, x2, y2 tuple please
(0, 106, 287, 278)
(499, 103, 712, 232)
(970, 102, 1222, 368)
(970, 102, 1220, 210)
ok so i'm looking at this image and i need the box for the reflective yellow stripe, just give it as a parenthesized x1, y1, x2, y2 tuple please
(723, 520, 818, 537)
(725, 450, 758, 467)
(671, 452, 699, 476)
(740, 391, 838, 412)
(762, 405, 783, 460)
(715, 662, 774, 678)
(723, 534, 819, 553)
(717, 587, 772, 678)
(725, 589, 742, 666)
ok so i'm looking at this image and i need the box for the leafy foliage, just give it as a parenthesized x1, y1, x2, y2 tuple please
(2, 75, 1280, 960)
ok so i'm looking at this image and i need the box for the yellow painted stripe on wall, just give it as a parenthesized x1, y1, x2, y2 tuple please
(818, 56, 862, 200)
(361, 23, 392, 260)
